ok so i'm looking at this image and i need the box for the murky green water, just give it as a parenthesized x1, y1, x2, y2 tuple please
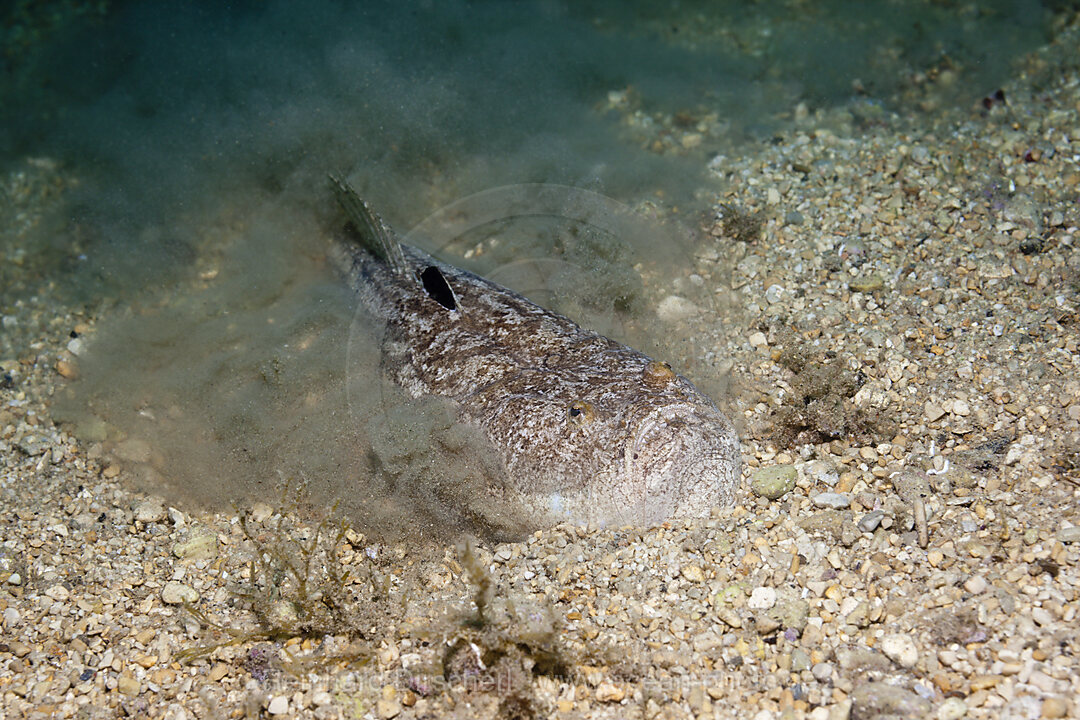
(1, 0, 1054, 299)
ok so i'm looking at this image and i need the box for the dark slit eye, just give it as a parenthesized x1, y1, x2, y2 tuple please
(420, 265, 457, 310)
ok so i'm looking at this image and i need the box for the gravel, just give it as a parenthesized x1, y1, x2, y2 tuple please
(2, 16, 1080, 720)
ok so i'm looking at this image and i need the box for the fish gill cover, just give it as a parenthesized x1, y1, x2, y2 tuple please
(2, 0, 1056, 538)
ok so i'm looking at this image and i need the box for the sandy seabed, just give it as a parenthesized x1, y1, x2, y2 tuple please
(3, 19, 1080, 720)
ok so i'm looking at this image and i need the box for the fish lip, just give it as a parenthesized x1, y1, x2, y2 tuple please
(624, 402, 706, 523)
(550, 403, 736, 529)
(629, 403, 700, 456)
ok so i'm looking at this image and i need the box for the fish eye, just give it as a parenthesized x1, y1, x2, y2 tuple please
(568, 400, 595, 425)
(643, 360, 676, 388)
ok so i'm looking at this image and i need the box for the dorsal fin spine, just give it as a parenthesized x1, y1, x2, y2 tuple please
(329, 173, 409, 275)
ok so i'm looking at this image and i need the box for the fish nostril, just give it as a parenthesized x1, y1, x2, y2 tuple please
(643, 360, 676, 388)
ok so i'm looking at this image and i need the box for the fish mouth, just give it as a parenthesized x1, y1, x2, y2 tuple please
(539, 404, 739, 530)
(619, 403, 737, 525)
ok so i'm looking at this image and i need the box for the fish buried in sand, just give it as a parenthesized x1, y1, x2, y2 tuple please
(330, 175, 740, 533)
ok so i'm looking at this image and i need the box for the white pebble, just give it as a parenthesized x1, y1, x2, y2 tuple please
(880, 633, 919, 668)
(748, 331, 768, 348)
(1031, 607, 1053, 627)
(963, 575, 987, 595)
(168, 507, 187, 528)
(161, 581, 199, 605)
(45, 584, 70, 601)
(1057, 525, 1080, 543)
(1027, 670, 1062, 693)
(3, 607, 21, 627)
(134, 498, 166, 524)
(267, 696, 289, 715)
(748, 586, 777, 610)
(937, 697, 967, 720)
(924, 402, 946, 422)
(1005, 446, 1024, 465)
(811, 492, 850, 509)
(250, 502, 273, 523)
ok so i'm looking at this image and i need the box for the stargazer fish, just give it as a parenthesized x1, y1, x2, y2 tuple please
(330, 175, 740, 533)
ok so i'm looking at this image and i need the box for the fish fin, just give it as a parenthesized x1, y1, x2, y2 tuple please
(329, 173, 409, 275)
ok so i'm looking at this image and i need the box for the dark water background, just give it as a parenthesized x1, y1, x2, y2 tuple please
(0, 0, 1062, 536)
(1, 0, 1055, 298)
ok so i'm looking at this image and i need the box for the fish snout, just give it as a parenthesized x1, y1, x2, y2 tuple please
(542, 403, 740, 530)
(626, 404, 740, 524)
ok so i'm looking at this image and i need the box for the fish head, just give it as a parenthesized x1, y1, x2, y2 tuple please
(543, 365, 741, 529)
(469, 355, 741, 532)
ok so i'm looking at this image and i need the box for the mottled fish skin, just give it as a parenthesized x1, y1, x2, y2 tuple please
(330, 177, 741, 531)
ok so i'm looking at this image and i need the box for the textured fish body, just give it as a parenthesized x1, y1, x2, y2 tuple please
(330, 176, 740, 531)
